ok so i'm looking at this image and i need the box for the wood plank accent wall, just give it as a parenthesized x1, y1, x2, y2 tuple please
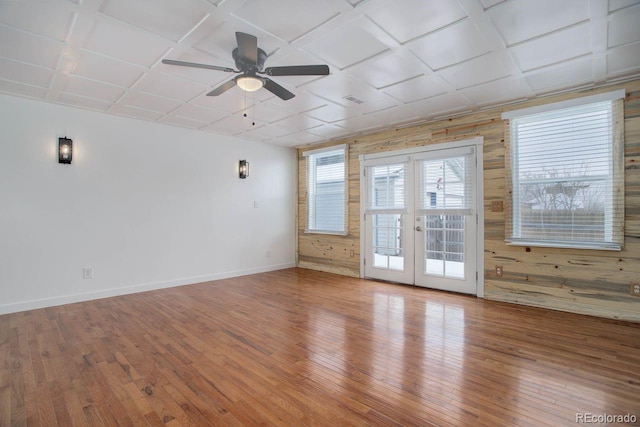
(298, 80, 640, 322)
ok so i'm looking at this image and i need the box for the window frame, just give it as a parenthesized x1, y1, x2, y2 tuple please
(303, 144, 348, 236)
(502, 90, 625, 251)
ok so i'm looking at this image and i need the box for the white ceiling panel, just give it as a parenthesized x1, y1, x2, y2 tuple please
(489, 0, 589, 46)
(1, 0, 639, 147)
(382, 75, 448, 103)
(438, 53, 510, 89)
(245, 102, 294, 124)
(334, 109, 410, 132)
(366, 0, 468, 43)
(0, 26, 64, 69)
(123, 92, 182, 113)
(272, 92, 327, 114)
(608, 4, 640, 48)
(84, 20, 168, 67)
(136, 73, 209, 102)
(72, 52, 146, 87)
(304, 17, 392, 70)
(459, 76, 533, 106)
(305, 124, 351, 139)
(63, 76, 125, 102)
(231, 0, 345, 43)
(0, 58, 54, 88)
(524, 58, 594, 92)
(305, 74, 397, 111)
(479, 0, 508, 9)
(333, 112, 389, 133)
(509, 23, 592, 72)
(57, 92, 112, 112)
(99, 0, 210, 42)
(215, 113, 267, 132)
(408, 19, 491, 70)
(0, 1, 75, 42)
(608, 0, 640, 12)
(607, 42, 640, 76)
(347, 52, 424, 89)
(203, 0, 224, 6)
(159, 115, 208, 129)
(243, 123, 292, 140)
(110, 104, 164, 121)
(235, 131, 265, 142)
(201, 122, 243, 136)
(0, 80, 48, 100)
(193, 91, 248, 114)
(307, 102, 359, 123)
(283, 131, 325, 145)
(171, 104, 227, 124)
(356, 105, 424, 128)
(409, 92, 471, 118)
(274, 114, 325, 132)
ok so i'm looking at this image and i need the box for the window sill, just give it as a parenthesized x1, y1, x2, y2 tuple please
(505, 239, 621, 251)
(304, 229, 348, 236)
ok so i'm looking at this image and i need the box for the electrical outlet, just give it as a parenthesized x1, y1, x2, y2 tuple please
(266, 250, 270, 258)
(495, 266, 503, 278)
(631, 283, 640, 297)
(349, 249, 355, 257)
(82, 267, 92, 280)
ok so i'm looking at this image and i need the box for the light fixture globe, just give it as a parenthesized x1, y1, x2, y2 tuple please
(236, 75, 264, 92)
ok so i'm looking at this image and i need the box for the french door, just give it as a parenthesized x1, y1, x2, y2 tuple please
(362, 143, 480, 295)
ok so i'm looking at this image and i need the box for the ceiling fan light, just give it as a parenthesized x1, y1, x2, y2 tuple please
(237, 76, 264, 92)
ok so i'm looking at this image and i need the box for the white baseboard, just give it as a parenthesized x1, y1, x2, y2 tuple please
(0, 262, 296, 315)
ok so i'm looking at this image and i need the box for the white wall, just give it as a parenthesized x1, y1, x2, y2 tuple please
(0, 94, 297, 314)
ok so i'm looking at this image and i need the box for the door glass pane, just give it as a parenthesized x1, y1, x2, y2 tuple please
(420, 157, 471, 211)
(367, 164, 406, 210)
(424, 214, 464, 278)
(367, 162, 407, 272)
(372, 214, 405, 270)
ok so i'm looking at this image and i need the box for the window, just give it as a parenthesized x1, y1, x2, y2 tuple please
(304, 145, 347, 234)
(502, 90, 625, 250)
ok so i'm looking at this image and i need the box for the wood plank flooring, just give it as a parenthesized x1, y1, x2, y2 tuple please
(1, 268, 639, 426)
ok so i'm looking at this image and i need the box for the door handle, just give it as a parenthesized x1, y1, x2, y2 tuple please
(415, 226, 422, 232)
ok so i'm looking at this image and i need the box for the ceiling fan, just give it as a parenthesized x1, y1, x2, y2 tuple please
(162, 32, 330, 101)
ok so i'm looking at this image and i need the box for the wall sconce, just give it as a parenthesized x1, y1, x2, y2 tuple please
(58, 137, 72, 164)
(239, 159, 249, 179)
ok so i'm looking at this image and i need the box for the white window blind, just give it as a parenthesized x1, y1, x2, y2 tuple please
(504, 91, 624, 250)
(304, 145, 347, 234)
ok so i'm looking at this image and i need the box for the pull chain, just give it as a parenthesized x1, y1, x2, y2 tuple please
(243, 87, 247, 119)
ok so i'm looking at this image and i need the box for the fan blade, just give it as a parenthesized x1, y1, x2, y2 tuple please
(207, 79, 237, 96)
(263, 78, 295, 100)
(236, 32, 258, 66)
(162, 59, 235, 73)
(264, 65, 330, 76)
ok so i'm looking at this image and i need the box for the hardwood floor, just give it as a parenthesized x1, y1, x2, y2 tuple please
(1, 268, 639, 426)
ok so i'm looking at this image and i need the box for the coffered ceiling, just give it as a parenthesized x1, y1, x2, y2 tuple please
(1, 0, 640, 147)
